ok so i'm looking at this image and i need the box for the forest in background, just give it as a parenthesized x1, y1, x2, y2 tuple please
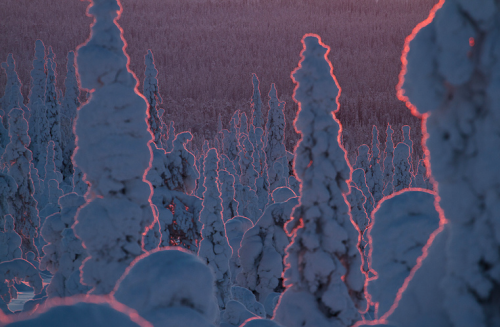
(0, 0, 436, 163)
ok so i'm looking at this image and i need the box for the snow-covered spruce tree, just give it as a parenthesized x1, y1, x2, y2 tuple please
(251, 127, 270, 212)
(40, 193, 89, 298)
(237, 195, 298, 304)
(44, 140, 63, 186)
(226, 215, 253, 282)
(346, 184, 369, 273)
(273, 35, 366, 327)
(73, 0, 156, 295)
(366, 189, 439, 319)
(0, 54, 29, 129)
(353, 144, 370, 174)
(27, 40, 47, 164)
(165, 120, 175, 153)
(240, 111, 249, 135)
(367, 126, 383, 203)
(265, 83, 287, 192)
(0, 173, 16, 230)
(113, 248, 219, 327)
(61, 51, 80, 186)
(3, 108, 40, 258)
(196, 143, 207, 198)
(235, 181, 261, 224)
(219, 169, 239, 223)
(144, 49, 163, 147)
(412, 158, 433, 190)
(165, 131, 199, 194)
(239, 134, 258, 191)
(392, 142, 412, 192)
(43, 47, 63, 179)
(352, 168, 375, 218)
(382, 124, 395, 197)
(0, 215, 22, 262)
(198, 148, 232, 310)
(251, 74, 264, 130)
(37, 178, 63, 255)
(383, 1, 500, 325)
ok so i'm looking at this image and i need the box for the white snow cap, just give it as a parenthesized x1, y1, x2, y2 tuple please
(271, 187, 296, 203)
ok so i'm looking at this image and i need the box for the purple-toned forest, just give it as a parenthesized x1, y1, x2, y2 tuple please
(0, 0, 499, 327)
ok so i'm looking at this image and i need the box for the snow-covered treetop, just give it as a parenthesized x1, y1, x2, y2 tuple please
(240, 111, 248, 135)
(265, 83, 286, 171)
(28, 40, 46, 113)
(274, 34, 366, 327)
(144, 49, 163, 145)
(165, 131, 199, 194)
(372, 125, 380, 160)
(251, 74, 264, 129)
(1, 54, 28, 118)
(354, 144, 370, 173)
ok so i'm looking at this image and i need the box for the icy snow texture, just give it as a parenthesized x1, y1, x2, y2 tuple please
(3, 296, 152, 327)
(366, 189, 439, 318)
(392, 143, 412, 192)
(396, 1, 500, 326)
(265, 84, 286, 192)
(382, 124, 394, 197)
(0, 215, 22, 262)
(114, 248, 218, 327)
(143, 50, 163, 147)
(226, 215, 253, 283)
(3, 108, 40, 258)
(367, 126, 383, 203)
(237, 196, 298, 303)
(27, 40, 47, 168)
(61, 51, 80, 186)
(0, 259, 42, 313)
(273, 35, 365, 327)
(251, 74, 264, 129)
(73, 0, 155, 295)
(198, 148, 232, 310)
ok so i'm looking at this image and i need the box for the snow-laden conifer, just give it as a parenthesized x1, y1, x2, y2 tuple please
(412, 158, 432, 190)
(196, 141, 208, 198)
(354, 144, 370, 174)
(61, 51, 80, 186)
(237, 196, 298, 303)
(198, 148, 232, 310)
(367, 126, 383, 203)
(385, 1, 500, 325)
(73, 0, 156, 295)
(265, 84, 286, 192)
(382, 124, 394, 197)
(3, 108, 40, 258)
(144, 49, 163, 146)
(251, 127, 270, 212)
(0, 215, 22, 262)
(251, 74, 264, 129)
(37, 179, 63, 255)
(346, 184, 369, 272)
(0, 54, 28, 127)
(366, 190, 439, 319)
(235, 181, 261, 224)
(226, 215, 253, 283)
(402, 125, 413, 170)
(352, 168, 375, 218)
(43, 47, 63, 179)
(392, 142, 412, 192)
(165, 131, 199, 194)
(0, 173, 16, 230)
(219, 169, 239, 223)
(165, 120, 175, 153)
(114, 248, 219, 327)
(273, 35, 366, 327)
(240, 111, 249, 135)
(239, 134, 258, 191)
(28, 40, 47, 164)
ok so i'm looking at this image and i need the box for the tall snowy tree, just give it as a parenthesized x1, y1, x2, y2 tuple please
(273, 35, 366, 327)
(265, 83, 286, 192)
(144, 49, 163, 146)
(43, 47, 63, 179)
(251, 74, 264, 130)
(382, 123, 395, 197)
(240, 111, 249, 136)
(402, 125, 413, 170)
(392, 142, 412, 192)
(219, 169, 239, 223)
(73, 0, 157, 295)
(385, 1, 500, 326)
(61, 51, 80, 186)
(0, 54, 28, 129)
(198, 148, 232, 310)
(354, 144, 370, 174)
(2, 109, 40, 258)
(239, 134, 258, 191)
(367, 126, 383, 203)
(27, 40, 47, 159)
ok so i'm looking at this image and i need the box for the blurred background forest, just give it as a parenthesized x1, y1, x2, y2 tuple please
(0, 0, 436, 163)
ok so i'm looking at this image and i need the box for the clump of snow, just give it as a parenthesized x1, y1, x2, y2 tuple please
(113, 248, 218, 327)
(221, 300, 257, 327)
(231, 286, 266, 317)
(271, 187, 296, 204)
(225, 215, 253, 283)
(366, 189, 439, 318)
(354, 144, 370, 174)
(240, 317, 284, 327)
(73, 0, 156, 295)
(273, 34, 366, 327)
(0, 173, 16, 230)
(0, 215, 22, 262)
